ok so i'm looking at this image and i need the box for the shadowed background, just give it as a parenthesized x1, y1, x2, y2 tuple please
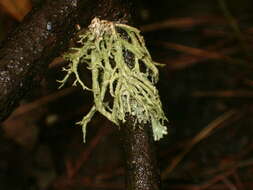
(1, 0, 253, 189)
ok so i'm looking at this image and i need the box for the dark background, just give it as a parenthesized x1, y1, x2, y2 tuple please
(1, 0, 253, 189)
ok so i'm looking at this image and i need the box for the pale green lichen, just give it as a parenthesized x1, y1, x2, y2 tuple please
(58, 17, 168, 142)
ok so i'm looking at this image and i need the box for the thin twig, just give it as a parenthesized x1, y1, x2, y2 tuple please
(11, 87, 76, 118)
(222, 177, 238, 190)
(232, 171, 244, 190)
(192, 90, 253, 98)
(162, 109, 240, 179)
(217, 0, 252, 60)
(140, 16, 225, 32)
(158, 41, 244, 66)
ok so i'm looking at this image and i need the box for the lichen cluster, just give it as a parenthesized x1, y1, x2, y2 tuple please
(59, 17, 168, 142)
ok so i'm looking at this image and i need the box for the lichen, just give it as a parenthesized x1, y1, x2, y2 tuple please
(58, 17, 168, 142)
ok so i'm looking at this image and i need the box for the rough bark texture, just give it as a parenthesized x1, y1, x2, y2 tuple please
(0, 0, 161, 189)
(96, 2, 162, 189)
(0, 0, 132, 121)
(118, 9, 161, 189)
(121, 115, 161, 190)
(0, 0, 87, 121)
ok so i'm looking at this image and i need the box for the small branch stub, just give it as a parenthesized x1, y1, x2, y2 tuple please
(59, 17, 168, 142)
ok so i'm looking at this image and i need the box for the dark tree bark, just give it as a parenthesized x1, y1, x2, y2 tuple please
(119, 11, 162, 188)
(0, 0, 132, 121)
(0, 0, 88, 121)
(0, 0, 161, 189)
(121, 115, 161, 190)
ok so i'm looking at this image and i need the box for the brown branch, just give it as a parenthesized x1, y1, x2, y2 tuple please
(192, 90, 253, 98)
(0, 1, 162, 189)
(161, 109, 241, 179)
(0, 0, 86, 121)
(0, 0, 132, 121)
(121, 115, 161, 190)
(140, 16, 226, 32)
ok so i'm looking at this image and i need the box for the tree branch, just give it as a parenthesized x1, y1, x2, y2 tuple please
(0, 1, 162, 189)
(0, 0, 132, 121)
(121, 115, 161, 190)
(118, 13, 161, 188)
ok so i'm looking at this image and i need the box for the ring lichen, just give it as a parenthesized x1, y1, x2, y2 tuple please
(59, 17, 168, 142)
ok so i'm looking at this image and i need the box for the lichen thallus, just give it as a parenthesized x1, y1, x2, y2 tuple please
(58, 17, 168, 142)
